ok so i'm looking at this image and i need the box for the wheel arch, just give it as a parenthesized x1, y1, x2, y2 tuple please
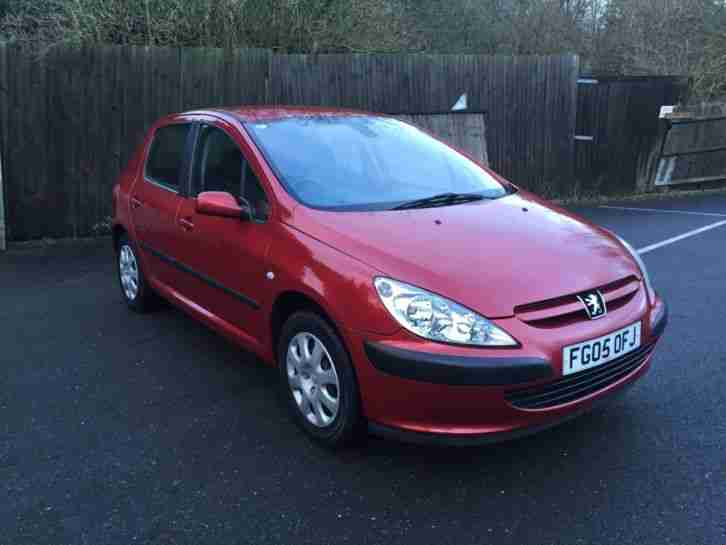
(270, 290, 351, 364)
(112, 223, 127, 252)
(271, 289, 366, 429)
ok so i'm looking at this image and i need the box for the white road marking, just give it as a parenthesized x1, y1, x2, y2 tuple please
(637, 220, 726, 255)
(600, 205, 726, 218)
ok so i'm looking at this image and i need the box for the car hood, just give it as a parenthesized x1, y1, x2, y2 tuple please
(287, 192, 640, 318)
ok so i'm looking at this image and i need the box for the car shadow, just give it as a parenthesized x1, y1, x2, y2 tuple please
(154, 292, 652, 496)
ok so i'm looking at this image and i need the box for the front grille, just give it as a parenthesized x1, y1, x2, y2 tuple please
(505, 343, 655, 410)
(514, 276, 641, 328)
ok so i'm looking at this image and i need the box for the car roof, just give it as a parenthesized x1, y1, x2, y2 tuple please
(183, 105, 380, 123)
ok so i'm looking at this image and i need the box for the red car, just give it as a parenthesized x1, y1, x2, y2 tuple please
(112, 107, 668, 447)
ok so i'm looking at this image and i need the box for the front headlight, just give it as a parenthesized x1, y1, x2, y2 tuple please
(615, 235, 656, 302)
(373, 277, 518, 347)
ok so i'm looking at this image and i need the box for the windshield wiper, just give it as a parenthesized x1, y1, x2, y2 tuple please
(392, 192, 486, 211)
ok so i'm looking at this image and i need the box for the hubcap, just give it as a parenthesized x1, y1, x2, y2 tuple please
(119, 245, 139, 301)
(286, 332, 340, 428)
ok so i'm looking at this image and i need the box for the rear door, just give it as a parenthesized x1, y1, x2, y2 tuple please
(175, 121, 274, 336)
(130, 122, 194, 287)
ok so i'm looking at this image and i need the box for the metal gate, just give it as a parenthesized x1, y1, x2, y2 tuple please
(575, 76, 689, 195)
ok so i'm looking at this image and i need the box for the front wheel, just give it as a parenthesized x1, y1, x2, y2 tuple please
(278, 312, 364, 448)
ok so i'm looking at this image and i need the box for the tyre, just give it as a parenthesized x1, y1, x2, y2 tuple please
(117, 235, 157, 313)
(278, 311, 363, 448)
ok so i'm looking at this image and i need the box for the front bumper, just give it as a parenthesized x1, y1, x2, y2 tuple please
(363, 342, 552, 386)
(368, 375, 641, 446)
(352, 298, 668, 445)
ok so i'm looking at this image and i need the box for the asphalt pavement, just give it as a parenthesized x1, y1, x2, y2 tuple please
(2, 192, 726, 545)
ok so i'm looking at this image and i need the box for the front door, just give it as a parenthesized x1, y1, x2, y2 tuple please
(130, 122, 193, 287)
(175, 122, 274, 338)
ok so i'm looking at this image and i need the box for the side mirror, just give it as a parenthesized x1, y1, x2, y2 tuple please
(196, 191, 251, 221)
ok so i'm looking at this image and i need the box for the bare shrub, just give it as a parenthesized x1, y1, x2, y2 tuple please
(0, 0, 724, 96)
(0, 0, 414, 52)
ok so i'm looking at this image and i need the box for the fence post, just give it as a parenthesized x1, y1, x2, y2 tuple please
(0, 149, 5, 250)
(0, 42, 6, 249)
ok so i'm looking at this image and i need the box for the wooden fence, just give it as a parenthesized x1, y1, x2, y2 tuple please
(0, 46, 270, 240)
(654, 111, 726, 187)
(0, 46, 580, 241)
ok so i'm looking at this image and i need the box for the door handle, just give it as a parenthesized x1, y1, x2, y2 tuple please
(130, 197, 143, 209)
(178, 218, 195, 231)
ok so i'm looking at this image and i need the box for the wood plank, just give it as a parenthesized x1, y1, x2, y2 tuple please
(10, 46, 34, 239)
(0, 43, 7, 247)
(96, 45, 121, 228)
(542, 56, 556, 196)
(566, 54, 580, 193)
(0, 132, 5, 249)
(5, 45, 19, 239)
(107, 46, 124, 198)
(221, 47, 237, 106)
(665, 173, 726, 185)
(118, 46, 132, 169)
(51, 46, 78, 238)
(76, 47, 92, 236)
(490, 55, 506, 178)
(36, 50, 50, 222)
(84, 46, 103, 235)
(0, 150, 4, 249)
(124, 46, 147, 163)
(43, 46, 65, 239)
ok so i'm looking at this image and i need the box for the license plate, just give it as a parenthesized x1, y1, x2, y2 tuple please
(562, 322, 642, 376)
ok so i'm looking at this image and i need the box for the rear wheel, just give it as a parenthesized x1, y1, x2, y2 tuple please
(278, 312, 363, 448)
(117, 235, 157, 313)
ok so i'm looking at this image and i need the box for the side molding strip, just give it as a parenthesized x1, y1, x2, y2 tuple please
(140, 242, 260, 310)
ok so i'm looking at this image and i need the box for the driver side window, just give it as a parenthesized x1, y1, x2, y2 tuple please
(193, 125, 270, 221)
(193, 126, 243, 198)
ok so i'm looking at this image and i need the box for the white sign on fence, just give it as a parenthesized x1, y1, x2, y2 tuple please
(659, 105, 675, 119)
(451, 93, 468, 111)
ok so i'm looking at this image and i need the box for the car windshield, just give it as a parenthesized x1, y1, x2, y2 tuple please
(245, 115, 511, 211)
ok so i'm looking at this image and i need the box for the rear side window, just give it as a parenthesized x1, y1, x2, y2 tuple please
(145, 124, 191, 191)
